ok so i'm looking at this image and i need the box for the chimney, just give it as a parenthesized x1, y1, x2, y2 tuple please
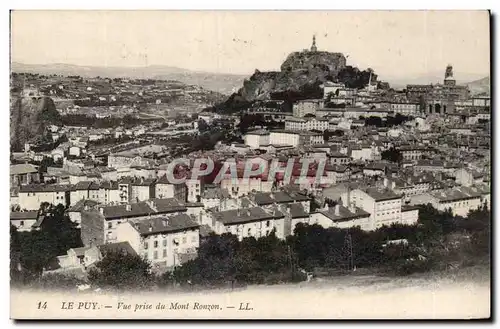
(334, 204, 340, 216)
(99, 207, 104, 215)
(383, 177, 389, 188)
(162, 219, 168, 227)
(148, 224, 153, 232)
(126, 204, 131, 211)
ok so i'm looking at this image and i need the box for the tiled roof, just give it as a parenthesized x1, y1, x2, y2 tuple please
(132, 214, 199, 236)
(10, 164, 39, 175)
(97, 241, 137, 256)
(319, 205, 370, 223)
(19, 184, 71, 193)
(214, 207, 284, 225)
(10, 211, 38, 221)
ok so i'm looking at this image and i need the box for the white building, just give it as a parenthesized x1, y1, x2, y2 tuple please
(186, 178, 203, 203)
(221, 177, 273, 198)
(10, 211, 40, 232)
(311, 204, 372, 231)
(244, 130, 270, 149)
(18, 185, 71, 210)
(340, 187, 417, 230)
(413, 186, 487, 217)
(389, 102, 420, 116)
(292, 99, 324, 117)
(211, 206, 286, 241)
(155, 175, 187, 201)
(115, 214, 199, 269)
(285, 117, 329, 132)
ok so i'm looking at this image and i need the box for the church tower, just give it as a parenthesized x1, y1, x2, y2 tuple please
(444, 64, 456, 86)
(310, 35, 317, 52)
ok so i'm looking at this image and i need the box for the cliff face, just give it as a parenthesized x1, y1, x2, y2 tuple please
(10, 95, 61, 151)
(234, 50, 347, 102)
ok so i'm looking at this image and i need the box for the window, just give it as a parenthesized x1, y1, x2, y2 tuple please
(143, 253, 148, 260)
(163, 240, 167, 247)
(266, 220, 271, 227)
(163, 249, 167, 258)
(108, 222, 112, 229)
(153, 251, 158, 260)
(191, 235, 197, 243)
(144, 241, 148, 250)
(154, 241, 158, 248)
(20, 220, 24, 227)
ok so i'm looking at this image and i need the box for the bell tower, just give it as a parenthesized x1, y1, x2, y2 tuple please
(310, 35, 317, 52)
(444, 64, 456, 86)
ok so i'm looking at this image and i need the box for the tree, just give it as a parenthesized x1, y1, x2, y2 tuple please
(88, 251, 154, 290)
(14, 204, 83, 279)
(381, 147, 403, 163)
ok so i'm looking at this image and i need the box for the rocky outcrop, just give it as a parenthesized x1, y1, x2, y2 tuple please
(281, 51, 347, 73)
(10, 95, 61, 151)
(236, 50, 347, 102)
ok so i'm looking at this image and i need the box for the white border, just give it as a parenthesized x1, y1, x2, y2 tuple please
(2, 2, 497, 328)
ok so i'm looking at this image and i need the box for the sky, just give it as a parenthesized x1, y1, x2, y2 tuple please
(10, 10, 490, 80)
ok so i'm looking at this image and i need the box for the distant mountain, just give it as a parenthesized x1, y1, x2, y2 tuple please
(463, 76, 490, 96)
(11, 62, 247, 95)
(384, 71, 488, 90)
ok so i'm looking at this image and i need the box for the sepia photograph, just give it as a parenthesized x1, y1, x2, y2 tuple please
(8, 9, 491, 320)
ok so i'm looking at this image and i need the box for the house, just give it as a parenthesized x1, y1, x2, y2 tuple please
(221, 177, 273, 198)
(115, 214, 199, 269)
(455, 168, 485, 187)
(330, 152, 350, 165)
(363, 163, 386, 177)
(67, 199, 99, 228)
(10, 164, 40, 187)
(18, 184, 71, 210)
(200, 187, 232, 211)
(10, 211, 40, 232)
(414, 186, 485, 217)
(50, 148, 65, 162)
(399, 146, 425, 162)
(211, 206, 286, 241)
(244, 129, 270, 149)
(311, 204, 371, 231)
(130, 178, 156, 203)
(56, 241, 136, 270)
(69, 145, 82, 157)
(186, 178, 203, 203)
(155, 175, 187, 202)
(250, 190, 311, 213)
(344, 187, 408, 230)
(80, 198, 188, 246)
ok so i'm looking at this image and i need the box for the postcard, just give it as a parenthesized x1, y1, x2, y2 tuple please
(9, 10, 491, 320)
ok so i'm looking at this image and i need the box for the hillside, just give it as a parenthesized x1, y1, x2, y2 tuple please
(11, 62, 246, 95)
(10, 94, 61, 151)
(463, 76, 490, 96)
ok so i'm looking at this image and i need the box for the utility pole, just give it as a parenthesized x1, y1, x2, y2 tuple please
(344, 231, 353, 272)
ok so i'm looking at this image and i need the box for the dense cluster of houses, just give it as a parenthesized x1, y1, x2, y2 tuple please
(10, 65, 490, 276)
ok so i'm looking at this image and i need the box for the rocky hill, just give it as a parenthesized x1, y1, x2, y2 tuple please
(209, 49, 378, 113)
(237, 50, 347, 102)
(10, 94, 61, 151)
